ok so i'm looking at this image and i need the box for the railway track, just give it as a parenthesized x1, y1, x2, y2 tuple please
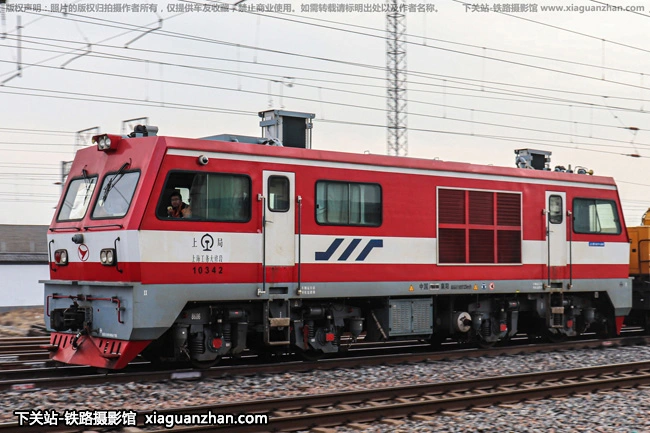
(0, 335, 648, 391)
(0, 337, 53, 370)
(5, 359, 650, 432)
(139, 359, 650, 432)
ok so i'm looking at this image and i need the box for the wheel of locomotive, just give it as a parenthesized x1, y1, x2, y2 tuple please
(543, 329, 567, 343)
(190, 357, 221, 369)
(258, 348, 288, 363)
(476, 336, 497, 349)
(428, 333, 446, 349)
(526, 332, 542, 344)
(140, 339, 173, 368)
(596, 317, 617, 339)
(644, 312, 650, 335)
(299, 349, 326, 362)
(496, 334, 513, 347)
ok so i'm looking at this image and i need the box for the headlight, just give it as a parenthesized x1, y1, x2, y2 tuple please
(99, 136, 111, 150)
(93, 134, 121, 152)
(100, 248, 116, 266)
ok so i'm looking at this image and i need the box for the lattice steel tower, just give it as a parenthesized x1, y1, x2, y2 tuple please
(386, 0, 407, 156)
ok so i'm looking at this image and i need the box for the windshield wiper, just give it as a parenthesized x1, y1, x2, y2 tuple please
(100, 161, 130, 203)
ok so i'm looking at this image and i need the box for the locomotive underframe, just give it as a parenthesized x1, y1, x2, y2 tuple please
(43, 277, 631, 368)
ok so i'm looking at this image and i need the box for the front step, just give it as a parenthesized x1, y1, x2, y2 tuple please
(264, 302, 291, 346)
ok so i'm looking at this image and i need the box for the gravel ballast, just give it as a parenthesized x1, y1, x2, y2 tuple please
(4, 344, 650, 431)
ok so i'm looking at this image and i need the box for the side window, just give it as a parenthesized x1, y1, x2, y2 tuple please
(268, 176, 289, 212)
(58, 176, 98, 221)
(548, 195, 563, 224)
(92, 171, 139, 219)
(315, 181, 381, 226)
(573, 198, 621, 234)
(158, 171, 251, 222)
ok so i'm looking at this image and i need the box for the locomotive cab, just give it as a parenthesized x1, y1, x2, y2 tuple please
(43, 128, 165, 368)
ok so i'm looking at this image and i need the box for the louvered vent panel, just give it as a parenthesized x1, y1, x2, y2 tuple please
(438, 189, 465, 224)
(439, 228, 466, 263)
(497, 193, 521, 226)
(497, 230, 522, 263)
(469, 229, 494, 263)
(411, 299, 434, 334)
(389, 301, 411, 335)
(469, 191, 494, 225)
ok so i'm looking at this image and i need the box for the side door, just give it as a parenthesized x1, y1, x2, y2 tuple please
(546, 191, 567, 279)
(263, 171, 295, 266)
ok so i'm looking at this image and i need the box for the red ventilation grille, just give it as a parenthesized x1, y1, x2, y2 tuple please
(99, 339, 122, 355)
(469, 229, 495, 263)
(439, 228, 466, 263)
(497, 193, 521, 226)
(438, 189, 465, 224)
(438, 189, 522, 264)
(469, 191, 494, 225)
(498, 230, 521, 263)
(52, 334, 71, 349)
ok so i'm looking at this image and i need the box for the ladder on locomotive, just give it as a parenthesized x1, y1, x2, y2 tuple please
(263, 300, 291, 346)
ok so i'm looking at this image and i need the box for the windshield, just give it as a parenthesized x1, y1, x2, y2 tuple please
(92, 171, 140, 219)
(57, 176, 98, 221)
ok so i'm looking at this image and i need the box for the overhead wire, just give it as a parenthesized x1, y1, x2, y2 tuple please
(5, 33, 650, 109)
(3, 81, 650, 151)
(12, 5, 650, 97)
(0, 49, 646, 135)
(0, 2, 647, 162)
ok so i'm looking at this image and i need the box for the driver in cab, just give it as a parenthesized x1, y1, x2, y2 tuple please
(167, 191, 191, 218)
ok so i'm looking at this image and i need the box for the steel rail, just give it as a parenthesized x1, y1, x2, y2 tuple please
(4, 360, 650, 432)
(0, 335, 649, 392)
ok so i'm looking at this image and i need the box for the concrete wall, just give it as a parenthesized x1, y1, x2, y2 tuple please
(0, 264, 47, 307)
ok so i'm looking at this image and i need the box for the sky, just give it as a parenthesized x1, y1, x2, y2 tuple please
(1, 0, 650, 226)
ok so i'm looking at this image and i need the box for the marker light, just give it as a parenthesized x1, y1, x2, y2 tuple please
(54, 249, 68, 266)
(100, 248, 117, 266)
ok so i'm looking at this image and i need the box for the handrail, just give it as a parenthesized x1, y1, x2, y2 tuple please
(568, 210, 573, 289)
(83, 224, 123, 230)
(47, 240, 57, 272)
(259, 194, 267, 296)
(49, 226, 81, 232)
(297, 195, 302, 295)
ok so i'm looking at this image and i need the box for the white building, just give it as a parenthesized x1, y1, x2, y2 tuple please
(0, 225, 48, 308)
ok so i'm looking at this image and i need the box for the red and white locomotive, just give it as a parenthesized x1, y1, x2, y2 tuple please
(43, 110, 631, 369)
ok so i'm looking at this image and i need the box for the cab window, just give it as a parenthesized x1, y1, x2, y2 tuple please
(92, 171, 140, 219)
(57, 176, 98, 221)
(158, 171, 251, 222)
(572, 198, 621, 234)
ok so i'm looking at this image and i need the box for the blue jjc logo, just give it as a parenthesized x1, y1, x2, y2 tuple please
(315, 238, 383, 261)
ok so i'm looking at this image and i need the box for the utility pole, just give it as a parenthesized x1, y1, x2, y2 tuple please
(386, 0, 407, 156)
